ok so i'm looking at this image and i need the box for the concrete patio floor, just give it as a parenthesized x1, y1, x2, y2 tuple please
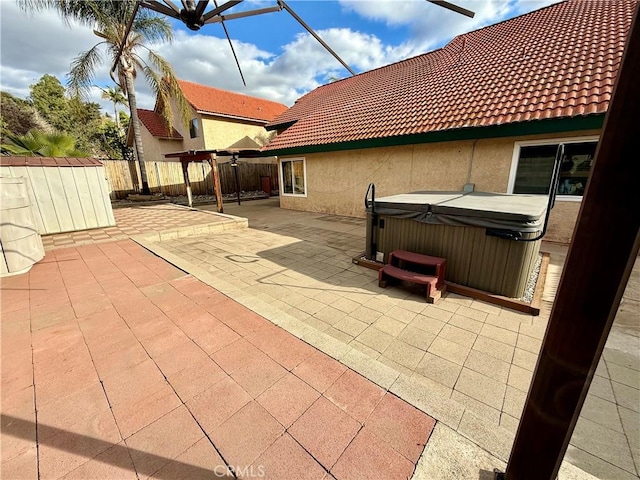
(1, 198, 637, 479)
(198, 199, 637, 480)
(1, 239, 436, 479)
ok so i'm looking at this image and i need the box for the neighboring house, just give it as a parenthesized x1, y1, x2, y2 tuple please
(127, 80, 288, 162)
(263, 0, 635, 244)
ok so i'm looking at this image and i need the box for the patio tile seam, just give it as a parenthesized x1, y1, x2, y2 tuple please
(568, 443, 639, 478)
(282, 389, 429, 475)
(26, 281, 41, 480)
(288, 418, 362, 475)
(135, 237, 521, 465)
(615, 402, 640, 477)
(142, 435, 206, 479)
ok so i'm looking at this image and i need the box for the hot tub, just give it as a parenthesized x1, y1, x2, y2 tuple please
(366, 191, 548, 298)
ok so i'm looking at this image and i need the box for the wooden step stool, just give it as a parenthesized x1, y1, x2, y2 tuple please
(378, 250, 447, 303)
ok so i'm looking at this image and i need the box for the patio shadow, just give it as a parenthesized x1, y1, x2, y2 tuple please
(254, 242, 381, 296)
(1, 414, 234, 479)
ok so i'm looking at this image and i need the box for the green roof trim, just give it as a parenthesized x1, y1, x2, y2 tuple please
(263, 114, 605, 156)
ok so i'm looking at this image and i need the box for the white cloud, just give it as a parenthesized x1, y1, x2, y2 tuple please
(339, 0, 560, 54)
(152, 27, 409, 105)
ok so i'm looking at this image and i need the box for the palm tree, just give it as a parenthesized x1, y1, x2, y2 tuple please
(98, 85, 127, 131)
(1, 129, 88, 157)
(19, 0, 192, 194)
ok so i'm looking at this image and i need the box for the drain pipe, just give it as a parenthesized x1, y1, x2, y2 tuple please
(364, 183, 377, 259)
(487, 143, 565, 242)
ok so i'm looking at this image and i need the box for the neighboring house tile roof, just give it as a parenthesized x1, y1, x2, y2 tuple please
(177, 80, 288, 123)
(137, 109, 182, 139)
(264, 0, 635, 152)
(0, 156, 102, 167)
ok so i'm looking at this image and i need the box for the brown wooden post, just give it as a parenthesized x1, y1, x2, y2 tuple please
(503, 4, 640, 479)
(209, 154, 224, 214)
(181, 160, 193, 208)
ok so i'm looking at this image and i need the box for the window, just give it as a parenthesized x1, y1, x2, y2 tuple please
(189, 118, 199, 138)
(509, 137, 598, 199)
(280, 158, 306, 196)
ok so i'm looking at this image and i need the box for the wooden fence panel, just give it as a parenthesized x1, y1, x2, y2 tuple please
(154, 161, 184, 196)
(102, 159, 279, 198)
(102, 159, 137, 199)
(218, 162, 279, 194)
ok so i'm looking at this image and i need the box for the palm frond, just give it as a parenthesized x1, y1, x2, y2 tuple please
(138, 60, 175, 130)
(0, 129, 87, 157)
(99, 86, 127, 105)
(1, 143, 32, 156)
(1, 130, 34, 155)
(18, 0, 123, 27)
(68, 42, 106, 98)
(133, 15, 174, 44)
(142, 48, 193, 130)
(93, 29, 110, 41)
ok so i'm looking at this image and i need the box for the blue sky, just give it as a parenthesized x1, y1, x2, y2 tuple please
(0, 0, 559, 112)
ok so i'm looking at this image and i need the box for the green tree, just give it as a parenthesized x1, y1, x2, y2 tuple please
(98, 85, 127, 131)
(1, 129, 87, 157)
(20, 0, 193, 194)
(68, 96, 102, 154)
(2, 78, 113, 157)
(29, 74, 71, 132)
(0, 91, 40, 135)
(93, 114, 131, 160)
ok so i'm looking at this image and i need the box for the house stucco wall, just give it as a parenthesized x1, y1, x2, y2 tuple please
(279, 129, 599, 244)
(168, 105, 204, 153)
(137, 101, 274, 160)
(201, 117, 274, 150)
(134, 125, 185, 163)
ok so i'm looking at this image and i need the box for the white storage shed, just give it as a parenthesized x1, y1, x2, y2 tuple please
(0, 156, 116, 235)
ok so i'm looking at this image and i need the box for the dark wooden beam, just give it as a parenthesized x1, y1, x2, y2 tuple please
(209, 154, 224, 214)
(181, 161, 193, 208)
(504, 3, 640, 479)
(173, 153, 214, 162)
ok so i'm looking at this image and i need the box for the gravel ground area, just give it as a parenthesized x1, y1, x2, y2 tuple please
(519, 253, 543, 303)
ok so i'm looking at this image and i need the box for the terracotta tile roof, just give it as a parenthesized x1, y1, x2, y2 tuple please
(264, 0, 635, 152)
(177, 80, 288, 123)
(0, 156, 103, 167)
(137, 109, 182, 139)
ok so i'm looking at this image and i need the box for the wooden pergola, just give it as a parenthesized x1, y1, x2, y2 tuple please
(164, 148, 264, 211)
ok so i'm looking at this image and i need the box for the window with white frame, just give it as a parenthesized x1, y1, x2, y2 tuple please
(280, 158, 306, 196)
(509, 137, 598, 199)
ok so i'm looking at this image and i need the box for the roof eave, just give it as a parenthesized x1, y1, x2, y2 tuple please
(196, 110, 270, 125)
(265, 120, 297, 132)
(263, 115, 605, 156)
